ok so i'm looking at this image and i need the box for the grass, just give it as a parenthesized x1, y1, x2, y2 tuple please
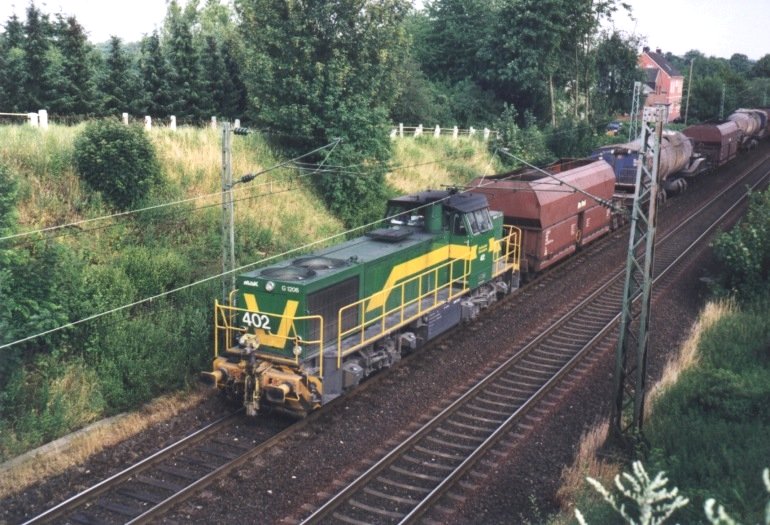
(388, 136, 502, 193)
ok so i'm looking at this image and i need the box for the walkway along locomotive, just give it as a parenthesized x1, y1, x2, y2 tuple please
(203, 190, 522, 417)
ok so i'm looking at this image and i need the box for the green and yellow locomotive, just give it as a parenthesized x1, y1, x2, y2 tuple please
(203, 190, 521, 417)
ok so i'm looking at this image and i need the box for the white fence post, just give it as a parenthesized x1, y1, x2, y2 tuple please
(38, 110, 48, 129)
(399, 123, 404, 138)
(452, 126, 458, 139)
(483, 128, 490, 141)
(144, 116, 152, 130)
(434, 125, 441, 137)
(234, 119, 241, 128)
(415, 124, 423, 137)
(170, 115, 177, 131)
(28, 112, 39, 127)
(122, 112, 129, 125)
(469, 126, 476, 137)
(390, 128, 397, 139)
(211, 116, 217, 129)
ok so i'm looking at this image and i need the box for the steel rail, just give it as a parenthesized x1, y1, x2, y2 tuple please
(22, 410, 242, 525)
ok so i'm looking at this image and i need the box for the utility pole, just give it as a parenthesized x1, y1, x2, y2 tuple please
(684, 59, 694, 126)
(220, 125, 260, 305)
(611, 104, 666, 444)
(628, 81, 642, 142)
(221, 122, 235, 305)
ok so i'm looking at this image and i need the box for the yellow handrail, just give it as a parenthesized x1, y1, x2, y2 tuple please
(493, 225, 521, 276)
(214, 303, 325, 376)
(336, 257, 470, 367)
(211, 226, 521, 379)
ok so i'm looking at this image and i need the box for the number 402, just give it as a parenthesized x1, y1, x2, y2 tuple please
(242, 312, 271, 331)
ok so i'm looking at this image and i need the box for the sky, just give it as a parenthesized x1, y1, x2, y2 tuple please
(0, 0, 768, 60)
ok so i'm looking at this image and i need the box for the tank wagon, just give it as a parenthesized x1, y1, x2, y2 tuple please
(203, 190, 521, 416)
(592, 130, 707, 198)
(469, 159, 616, 275)
(727, 109, 767, 148)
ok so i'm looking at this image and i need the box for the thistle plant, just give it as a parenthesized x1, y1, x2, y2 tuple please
(577, 466, 770, 525)
(703, 468, 770, 525)
(576, 461, 689, 525)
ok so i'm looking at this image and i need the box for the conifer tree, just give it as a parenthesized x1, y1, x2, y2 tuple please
(164, 0, 202, 122)
(138, 31, 172, 117)
(0, 15, 26, 112)
(198, 35, 225, 119)
(50, 15, 99, 116)
(221, 42, 247, 120)
(22, 3, 53, 110)
(100, 36, 139, 116)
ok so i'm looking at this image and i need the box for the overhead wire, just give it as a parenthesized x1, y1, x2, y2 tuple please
(0, 146, 547, 352)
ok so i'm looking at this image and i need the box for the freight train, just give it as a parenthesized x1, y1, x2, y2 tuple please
(592, 108, 770, 203)
(203, 107, 770, 417)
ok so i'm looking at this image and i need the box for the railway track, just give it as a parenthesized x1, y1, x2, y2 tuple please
(21, 154, 770, 525)
(299, 156, 770, 524)
(21, 410, 295, 525)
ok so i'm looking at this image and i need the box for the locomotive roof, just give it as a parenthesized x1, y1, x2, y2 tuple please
(239, 228, 437, 285)
(388, 190, 489, 213)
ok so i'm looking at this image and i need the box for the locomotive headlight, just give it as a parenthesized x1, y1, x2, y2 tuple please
(265, 281, 275, 292)
(293, 344, 302, 357)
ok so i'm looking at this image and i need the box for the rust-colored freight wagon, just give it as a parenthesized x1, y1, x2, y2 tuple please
(682, 121, 740, 167)
(470, 159, 615, 274)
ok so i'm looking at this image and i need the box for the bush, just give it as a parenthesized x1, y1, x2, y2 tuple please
(712, 189, 770, 301)
(73, 119, 161, 210)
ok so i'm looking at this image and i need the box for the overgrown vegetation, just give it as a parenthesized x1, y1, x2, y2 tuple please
(73, 119, 161, 209)
(712, 190, 770, 301)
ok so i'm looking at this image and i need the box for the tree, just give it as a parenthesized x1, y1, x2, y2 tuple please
(728, 53, 752, 76)
(100, 36, 140, 116)
(0, 14, 27, 111)
(753, 53, 770, 78)
(237, 0, 410, 226)
(49, 15, 100, 116)
(220, 42, 248, 120)
(594, 30, 643, 117)
(164, 0, 203, 122)
(137, 32, 172, 117)
(419, 0, 494, 84)
(73, 119, 161, 210)
(198, 35, 226, 118)
(22, 3, 54, 110)
(482, 0, 573, 123)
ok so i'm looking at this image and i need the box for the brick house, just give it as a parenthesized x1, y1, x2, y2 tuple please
(639, 47, 684, 121)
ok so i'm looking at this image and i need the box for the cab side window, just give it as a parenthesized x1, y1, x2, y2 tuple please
(452, 214, 467, 235)
(473, 209, 493, 233)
